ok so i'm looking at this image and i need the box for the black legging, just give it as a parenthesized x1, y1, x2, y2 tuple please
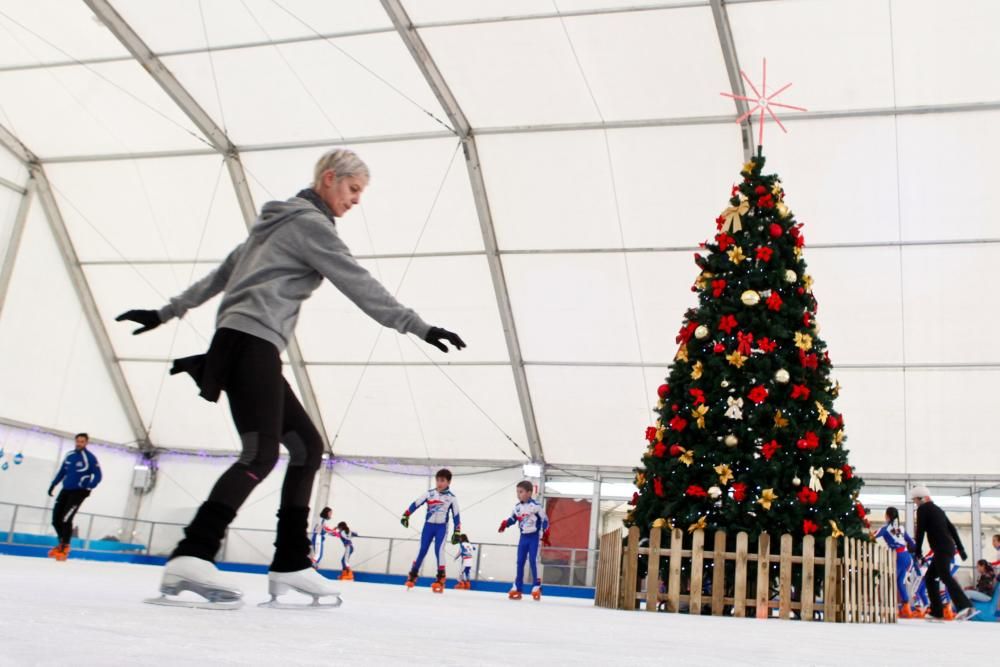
(52, 489, 90, 546)
(208, 332, 323, 510)
(172, 331, 323, 567)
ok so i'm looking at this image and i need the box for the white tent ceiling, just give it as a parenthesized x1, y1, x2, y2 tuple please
(0, 0, 998, 476)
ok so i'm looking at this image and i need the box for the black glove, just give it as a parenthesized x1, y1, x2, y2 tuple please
(116, 309, 162, 335)
(424, 327, 466, 353)
(958, 548, 968, 561)
(47, 486, 55, 497)
(400, 513, 410, 529)
(451, 531, 465, 545)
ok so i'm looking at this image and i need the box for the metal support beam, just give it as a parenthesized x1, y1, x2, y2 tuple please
(971, 484, 982, 566)
(87, 0, 332, 455)
(0, 179, 34, 322)
(34, 164, 153, 451)
(383, 0, 544, 463)
(0, 174, 25, 195)
(710, 0, 754, 160)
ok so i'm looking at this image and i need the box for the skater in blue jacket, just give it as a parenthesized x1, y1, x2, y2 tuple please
(499, 481, 550, 600)
(48, 433, 102, 560)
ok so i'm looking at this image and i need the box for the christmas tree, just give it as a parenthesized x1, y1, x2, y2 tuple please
(627, 152, 866, 540)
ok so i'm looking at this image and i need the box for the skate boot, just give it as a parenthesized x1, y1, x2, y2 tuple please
(531, 584, 542, 601)
(338, 567, 354, 581)
(260, 568, 342, 609)
(942, 605, 956, 621)
(47, 544, 63, 559)
(508, 587, 523, 600)
(898, 603, 913, 619)
(55, 545, 71, 561)
(146, 556, 244, 610)
(954, 607, 979, 622)
(431, 570, 446, 593)
(405, 570, 418, 589)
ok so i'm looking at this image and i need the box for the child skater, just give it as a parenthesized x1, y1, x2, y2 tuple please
(310, 506, 336, 569)
(453, 534, 476, 589)
(498, 480, 550, 600)
(401, 469, 461, 592)
(332, 522, 356, 581)
(874, 507, 920, 618)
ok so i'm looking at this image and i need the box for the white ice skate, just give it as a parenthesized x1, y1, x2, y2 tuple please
(144, 556, 244, 610)
(954, 607, 980, 622)
(258, 567, 343, 609)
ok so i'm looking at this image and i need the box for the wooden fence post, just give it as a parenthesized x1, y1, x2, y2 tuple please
(667, 528, 683, 613)
(801, 534, 815, 622)
(711, 530, 727, 615)
(689, 529, 705, 615)
(646, 527, 662, 612)
(823, 536, 837, 623)
(622, 526, 639, 611)
(734, 532, 749, 618)
(755, 533, 771, 619)
(779, 533, 793, 620)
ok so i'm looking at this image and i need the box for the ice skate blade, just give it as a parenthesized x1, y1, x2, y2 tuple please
(954, 608, 980, 622)
(258, 594, 343, 610)
(144, 595, 243, 611)
(160, 579, 242, 604)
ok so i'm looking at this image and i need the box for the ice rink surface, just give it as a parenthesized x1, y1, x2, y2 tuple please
(0, 555, 993, 666)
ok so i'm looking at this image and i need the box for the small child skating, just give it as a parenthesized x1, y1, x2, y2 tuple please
(874, 507, 921, 618)
(310, 507, 337, 568)
(453, 535, 477, 589)
(498, 480, 550, 601)
(332, 522, 356, 581)
(401, 468, 461, 592)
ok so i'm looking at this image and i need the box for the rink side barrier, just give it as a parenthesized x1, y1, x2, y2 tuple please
(0, 543, 595, 599)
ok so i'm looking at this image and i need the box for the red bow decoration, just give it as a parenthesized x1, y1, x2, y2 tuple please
(737, 331, 754, 355)
(732, 482, 747, 501)
(791, 384, 811, 400)
(748, 385, 769, 404)
(718, 315, 738, 334)
(676, 321, 698, 344)
(802, 519, 819, 535)
(799, 350, 818, 369)
(690, 388, 706, 406)
(762, 440, 781, 460)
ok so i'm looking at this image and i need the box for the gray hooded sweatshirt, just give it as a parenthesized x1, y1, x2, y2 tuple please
(158, 195, 431, 351)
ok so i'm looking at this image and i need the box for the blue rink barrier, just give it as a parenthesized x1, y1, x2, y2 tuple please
(0, 531, 146, 552)
(0, 543, 596, 600)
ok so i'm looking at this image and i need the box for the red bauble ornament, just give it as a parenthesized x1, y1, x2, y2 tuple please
(796, 431, 819, 450)
(653, 442, 667, 458)
(803, 519, 819, 535)
(757, 193, 775, 208)
(826, 415, 841, 430)
(713, 343, 726, 354)
(669, 444, 685, 457)
(768, 223, 783, 238)
(657, 384, 670, 399)
(755, 185, 767, 195)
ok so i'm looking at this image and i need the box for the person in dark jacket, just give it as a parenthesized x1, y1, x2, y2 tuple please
(48, 433, 102, 560)
(910, 485, 974, 620)
(964, 560, 996, 602)
(117, 149, 466, 608)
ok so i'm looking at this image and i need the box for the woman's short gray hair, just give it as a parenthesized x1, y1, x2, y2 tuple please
(313, 148, 370, 187)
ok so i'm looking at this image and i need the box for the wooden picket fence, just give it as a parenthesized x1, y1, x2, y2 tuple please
(595, 526, 895, 623)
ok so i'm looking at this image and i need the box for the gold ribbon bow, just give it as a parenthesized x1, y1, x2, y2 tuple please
(691, 405, 709, 429)
(808, 466, 825, 493)
(720, 195, 749, 234)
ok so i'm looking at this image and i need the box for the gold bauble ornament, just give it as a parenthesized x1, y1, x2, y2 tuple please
(724, 434, 739, 447)
(774, 369, 790, 384)
(741, 289, 761, 306)
(784, 269, 797, 283)
(694, 325, 709, 340)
